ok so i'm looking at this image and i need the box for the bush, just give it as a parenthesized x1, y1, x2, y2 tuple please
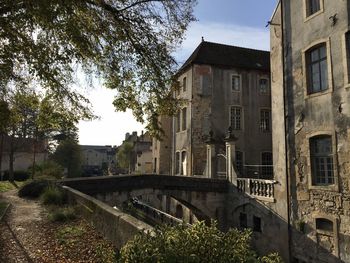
(1, 170, 30, 181)
(48, 207, 77, 222)
(119, 221, 283, 263)
(41, 186, 66, 205)
(38, 160, 64, 179)
(18, 180, 51, 198)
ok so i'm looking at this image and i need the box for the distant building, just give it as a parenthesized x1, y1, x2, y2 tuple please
(173, 40, 272, 178)
(0, 135, 48, 173)
(120, 131, 153, 174)
(80, 145, 116, 176)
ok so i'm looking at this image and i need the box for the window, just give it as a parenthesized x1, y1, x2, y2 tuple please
(259, 78, 269, 93)
(253, 216, 262, 232)
(183, 77, 187, 92)
(230, 106, 242, 130)
(306, 0, 321, 17)
(176, 111, 180, 132)
(232, 75, 240, 91)
(316, 218, 333, 232)
(239, 213, 247, 228)
(181, 151, 187, 175)
(260, 109, 271, 132)
(175, 152, 180, 174)
(235, 151, 243, 176)
(346, 32, 350, 84)
(261, 152, 273, 179)
(181, 107, 187, 131)
(310, 135, 334, 185)
(306, 44, 328, 94)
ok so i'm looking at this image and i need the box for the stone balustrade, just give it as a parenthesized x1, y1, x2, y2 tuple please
(237, 178, 276, 202)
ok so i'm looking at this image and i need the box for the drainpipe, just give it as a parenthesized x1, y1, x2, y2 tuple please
(280, 0, 292, 260)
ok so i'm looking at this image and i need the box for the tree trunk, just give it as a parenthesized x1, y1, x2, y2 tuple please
(9, 135, 14, 182)
(0, 133, 3, 181)
(32, 140, 36, 180)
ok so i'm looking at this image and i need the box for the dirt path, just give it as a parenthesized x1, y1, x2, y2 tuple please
(0, 189, 117, 263)
(0, 190, 46, 263)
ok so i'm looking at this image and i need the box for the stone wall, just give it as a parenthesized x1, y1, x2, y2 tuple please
(279, 0, 350, 261)
(63, 186, 152, 249)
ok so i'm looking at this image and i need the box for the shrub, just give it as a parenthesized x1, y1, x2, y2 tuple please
(48, 207, 77, 222)
(1, 170, 30, 181)
(18, 180, 51, 198)
(119, 221, 283, 263)
(41, 186, 65, 205)
(38, 160, 64, 179)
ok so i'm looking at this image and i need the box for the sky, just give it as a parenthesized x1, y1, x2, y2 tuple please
(78, 0, 278, 146)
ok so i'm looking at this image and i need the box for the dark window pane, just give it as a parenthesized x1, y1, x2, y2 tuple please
(316, 218, 333, 232)
(310, 136, 334, 185)
(253, 216, 262, 232)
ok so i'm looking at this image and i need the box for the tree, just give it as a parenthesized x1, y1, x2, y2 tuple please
(1, 87, 92, 181)
(0, 0, 196, 137)
(117, 141, 134, 173)
(119, 221, 283, 263)
(0, 100, 10, 179)
(52, 138, 82, 178)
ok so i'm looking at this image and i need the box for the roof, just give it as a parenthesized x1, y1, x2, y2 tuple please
(178, 41, 270, 73)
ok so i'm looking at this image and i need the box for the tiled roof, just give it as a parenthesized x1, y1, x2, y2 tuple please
(178, 41, 270, 73)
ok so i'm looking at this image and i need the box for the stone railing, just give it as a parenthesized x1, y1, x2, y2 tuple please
(237, 178, 276, 202)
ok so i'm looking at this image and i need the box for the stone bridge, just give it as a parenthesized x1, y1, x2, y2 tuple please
(60, 174, 229, 223)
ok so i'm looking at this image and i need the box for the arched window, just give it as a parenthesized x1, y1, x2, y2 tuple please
(309, 135, 334, 185)
(306, 43, 328, 94)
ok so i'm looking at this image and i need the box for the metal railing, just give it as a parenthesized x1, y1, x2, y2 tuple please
(127, 198, 188, 226)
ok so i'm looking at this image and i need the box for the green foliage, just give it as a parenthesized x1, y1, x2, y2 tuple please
(53, 138, 82, 178)
(1, 170, 30, 181)
(48, 207, 77, 222)
(41, 185, 66, 205)
(56, 226, 85, 245)
(0, 181, 27, 192)
(95, 242, 118, 263)
(32, 160, 64, 179)
(119, 221, 283, 263)
(18, 179, 51, 198)
(116, 141, 133, 171)
(0, 0, 196, 136)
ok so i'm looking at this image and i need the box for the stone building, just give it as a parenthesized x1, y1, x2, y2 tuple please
(271, 1, 350, 262)
(173, 40, 273, 178)
(80, 145, 116, 176)
(152, 115, 172, 174)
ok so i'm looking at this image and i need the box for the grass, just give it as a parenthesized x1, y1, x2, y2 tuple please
(48, 206, 77, 222)
(56, 225, 85, 246)
(0, 181, 27, 193)
(41, 185, 65, 205)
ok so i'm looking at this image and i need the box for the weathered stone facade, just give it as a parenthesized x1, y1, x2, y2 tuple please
(271, 1, 350, 262)
(173, 41, 272, 178)
(152, 115, 172, 174)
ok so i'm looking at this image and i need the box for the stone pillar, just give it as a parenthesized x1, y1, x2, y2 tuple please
(225, 141, 237, 185)
(206, 144, 216, 178)
(225, 127, 238, 185)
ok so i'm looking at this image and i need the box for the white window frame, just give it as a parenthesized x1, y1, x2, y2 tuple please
(231, 74, 241, 92)
(229, 106, 243, 130)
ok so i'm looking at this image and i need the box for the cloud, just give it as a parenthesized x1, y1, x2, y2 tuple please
(175, 22, 270, 64)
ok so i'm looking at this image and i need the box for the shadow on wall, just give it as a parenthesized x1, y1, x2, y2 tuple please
(226, 182, 344, 263)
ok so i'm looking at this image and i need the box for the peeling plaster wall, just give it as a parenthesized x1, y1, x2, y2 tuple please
(282, 0, 350, 261)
